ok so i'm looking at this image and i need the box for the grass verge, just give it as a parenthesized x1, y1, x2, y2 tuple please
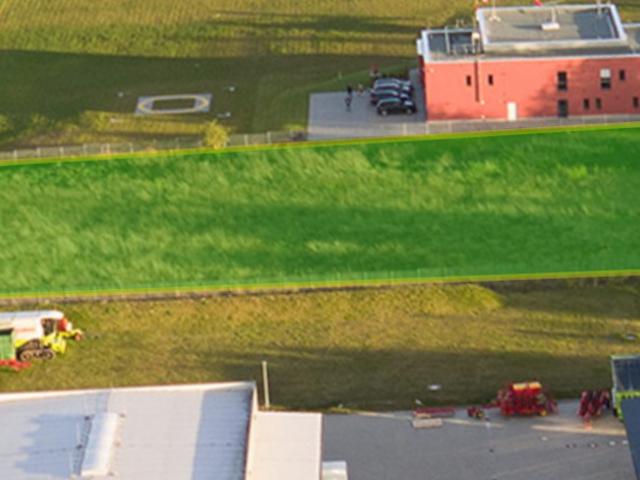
(1, 281, 639, 410)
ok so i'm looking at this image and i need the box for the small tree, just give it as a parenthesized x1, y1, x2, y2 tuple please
(203, 121, 229, 149)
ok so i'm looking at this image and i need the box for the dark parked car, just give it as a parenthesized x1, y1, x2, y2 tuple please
(376, 97, 417, 116)
(373, 78, 413, 93)
(370, 88, 411, 105)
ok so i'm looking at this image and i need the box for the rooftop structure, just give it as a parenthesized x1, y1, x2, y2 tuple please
(0, 382, 322, 480)
(477, 4, 627, 52)
(418, 4, 640, 62)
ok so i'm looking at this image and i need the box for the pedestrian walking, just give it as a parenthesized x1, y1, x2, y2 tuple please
(345, 95, 352, 112)
(356, 83, 364, 96)
(346, 84, 353, 97)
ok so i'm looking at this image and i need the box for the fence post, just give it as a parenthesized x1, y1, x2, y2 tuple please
(244, 134, 249, 146)
(36, 147, 41, 158)
(13, 150, 17, 160)
(266, 131, 272, 144)
(59, 146, 64, 157)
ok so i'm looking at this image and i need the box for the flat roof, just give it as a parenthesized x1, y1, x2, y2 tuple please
(0, 382, 254, 480)
(247, 412, 322, 480)
(418, 4, 640, 62)
(622, 398, 640, 479)
(477, 4, 627, 51)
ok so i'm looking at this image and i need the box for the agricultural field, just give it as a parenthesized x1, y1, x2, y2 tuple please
(1, 281, 639, 410)
(0, 126, 639, 296)
(0, 0, 639, 147)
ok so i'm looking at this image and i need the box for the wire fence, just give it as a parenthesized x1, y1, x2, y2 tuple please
(1, 257, 639, 303)
(0, 130, 308, 162)
(1, 113, 640, 163)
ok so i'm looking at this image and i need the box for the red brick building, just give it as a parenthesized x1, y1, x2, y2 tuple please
(416, 4, 640, 121)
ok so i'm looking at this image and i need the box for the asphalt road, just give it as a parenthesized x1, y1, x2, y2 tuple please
(323, 401, 634, 480)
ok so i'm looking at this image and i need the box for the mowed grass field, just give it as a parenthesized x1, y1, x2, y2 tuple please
(0, 126, 639, 296)
(1, 282, 639, 410)
(0, 0, 639, 147)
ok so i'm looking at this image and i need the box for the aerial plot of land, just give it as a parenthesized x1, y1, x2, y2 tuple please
(0, 125, 639, 296)
(0, 0, 639, 149)
(0, 281, 638, 410)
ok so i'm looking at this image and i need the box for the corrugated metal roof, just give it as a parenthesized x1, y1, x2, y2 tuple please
(0, 382, 254, 480)
(622, 398, 640, 479)
(247, 412, 322, 480)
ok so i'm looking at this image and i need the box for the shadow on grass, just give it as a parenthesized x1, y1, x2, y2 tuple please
(499, 283, 640, 321)
(199, 346, 614, 410)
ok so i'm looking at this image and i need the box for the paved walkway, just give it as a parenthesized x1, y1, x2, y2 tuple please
(323, 401, 634, 480)
(307, 71, 426, 141)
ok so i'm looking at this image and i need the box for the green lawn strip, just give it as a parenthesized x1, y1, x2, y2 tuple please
(1, 283, 638, 410)
(0, 126, 639, 296)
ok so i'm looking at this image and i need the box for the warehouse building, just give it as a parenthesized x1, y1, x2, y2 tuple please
(416, 3, 640, 121)
(0, 382, 323, 480)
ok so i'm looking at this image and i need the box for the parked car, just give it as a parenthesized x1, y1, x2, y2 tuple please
(373, 77, 413, 93)
(376, 97, 417, 116)
(370, 88, 411, 105)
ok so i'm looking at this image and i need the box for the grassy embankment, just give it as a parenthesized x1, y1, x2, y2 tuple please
(1, 0, 639, 146)
(1, 282, 638, 410)
(0, 126, 639, 296)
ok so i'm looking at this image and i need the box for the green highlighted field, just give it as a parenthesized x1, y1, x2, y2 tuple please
(1, 126, 640, 296)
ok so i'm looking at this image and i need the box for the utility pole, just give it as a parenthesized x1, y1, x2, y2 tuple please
(262, 360, 271, 409)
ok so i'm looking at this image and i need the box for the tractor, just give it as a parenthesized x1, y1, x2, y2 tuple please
(0, 310, 83, 362)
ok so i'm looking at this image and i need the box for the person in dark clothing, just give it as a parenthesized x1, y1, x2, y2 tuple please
(346, 85, 353, 97)
(345, 95, 352, 112)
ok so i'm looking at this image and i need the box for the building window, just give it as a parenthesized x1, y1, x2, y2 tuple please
(558, 99, 569, 118)
(557, 71, 568, 91)
(596, 98, 602, 110)
(488, 74, 494, 86)
(466, 75, 472, 86)
(600, 69, 612, 90)
(634, 97, 639, 109)
(620, 70, 626, 81)
(583, 99, 590, 110)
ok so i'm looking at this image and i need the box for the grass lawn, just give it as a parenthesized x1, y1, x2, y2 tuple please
(1, 282, 639, 410)
(1, 126, 640, 296)
(0, 0, 639, 147)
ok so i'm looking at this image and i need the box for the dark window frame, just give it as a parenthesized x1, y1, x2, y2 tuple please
(557, 71, 568, 91)
(488, 74, 494, 86)
(583, 98, 590, 110)
(595, 98, 602, 110)
(634, 97, 639, 109)
(466, 75, 472, 86)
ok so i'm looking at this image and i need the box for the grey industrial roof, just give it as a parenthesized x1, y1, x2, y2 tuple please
(622, 397, 640, 480)
(418, 4, 640, 61)
(0, 382, 254, 480)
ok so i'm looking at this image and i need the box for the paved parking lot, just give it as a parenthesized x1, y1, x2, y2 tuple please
(308, 71, 426, 141)
(323, 401, 634, 480)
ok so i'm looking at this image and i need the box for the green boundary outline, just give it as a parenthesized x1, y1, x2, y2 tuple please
(2, 121, 640, 169)
(2, 121, 639, 299)
(2, 268, 639, 301)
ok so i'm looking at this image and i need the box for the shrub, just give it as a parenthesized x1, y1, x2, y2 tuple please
(203, 121, 229, 149)
(0, 114, 13, 134)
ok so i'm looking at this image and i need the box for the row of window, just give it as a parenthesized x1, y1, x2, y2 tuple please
(577, 97, 639, 111)
(558, 69, 626, 91)
(464, 70, 632, 91)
